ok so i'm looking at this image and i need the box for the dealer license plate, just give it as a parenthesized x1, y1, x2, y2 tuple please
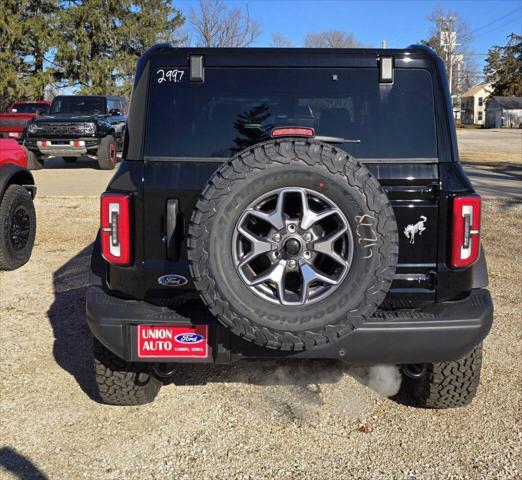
(137, 325, 208, 358)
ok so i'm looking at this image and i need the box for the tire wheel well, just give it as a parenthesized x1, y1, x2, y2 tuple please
(4, 170, 35, 198)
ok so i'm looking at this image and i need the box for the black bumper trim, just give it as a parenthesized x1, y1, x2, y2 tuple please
(86, 286, 493, 364)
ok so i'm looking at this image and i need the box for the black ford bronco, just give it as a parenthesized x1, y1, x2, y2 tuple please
(86, 45, 493, 407)
(24, 95, 127, 170)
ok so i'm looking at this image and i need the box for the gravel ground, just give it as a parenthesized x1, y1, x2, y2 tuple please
(0, 196, 521, 480)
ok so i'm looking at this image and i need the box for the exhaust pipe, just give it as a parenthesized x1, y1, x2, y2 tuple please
(401, 364, 427, 379)
(152, 363, 176, 379)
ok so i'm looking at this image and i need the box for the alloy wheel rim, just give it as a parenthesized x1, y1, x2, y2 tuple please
(10, 206, 30, 251)
(232, 187, 353, 306)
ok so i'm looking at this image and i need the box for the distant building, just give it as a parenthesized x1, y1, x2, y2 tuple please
(460, 83, 493, 126)
(485, 97, 522, 129)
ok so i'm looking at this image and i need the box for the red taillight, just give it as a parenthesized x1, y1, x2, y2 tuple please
(451, 195, 481, 268)
(100, 193, 131, 265)
(271, 127, 315, 138)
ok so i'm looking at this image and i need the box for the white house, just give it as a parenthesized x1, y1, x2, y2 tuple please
(485, 97, 522, 129)
(460, 83, 492, 126)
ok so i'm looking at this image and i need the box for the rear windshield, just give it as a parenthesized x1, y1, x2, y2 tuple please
(145, 68, 437, 159)
(50, 97, 106, 115)
(11, 103, 50, 114)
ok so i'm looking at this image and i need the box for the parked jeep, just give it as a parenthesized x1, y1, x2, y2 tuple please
(86, 45, 493, 407)
(24, 95, 127, 170)
(0, 139, 36, 270)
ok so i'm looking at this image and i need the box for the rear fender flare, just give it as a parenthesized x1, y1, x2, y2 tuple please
(0, 165, 35, 200)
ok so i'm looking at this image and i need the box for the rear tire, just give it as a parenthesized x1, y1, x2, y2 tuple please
(63, 156, 77, 163)
(401, 343, 483, 408)
(0, 185, 36, 270)
(25, 149, 44, 170)
(97, 135, 117, 170)
(93, 338, 162, 405)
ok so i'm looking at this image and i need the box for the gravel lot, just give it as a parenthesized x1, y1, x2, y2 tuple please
(0, 195, 520, 479)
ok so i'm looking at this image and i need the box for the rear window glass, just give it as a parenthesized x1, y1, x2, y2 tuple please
(145, 68, 437, 159)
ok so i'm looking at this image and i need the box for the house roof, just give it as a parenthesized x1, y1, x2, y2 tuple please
(490, 96, 522, 109)
(461, 83, 492, 98)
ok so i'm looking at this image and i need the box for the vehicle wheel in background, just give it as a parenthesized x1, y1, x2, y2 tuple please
(63, 157, 77, 163)
(0, 185, 36, 270)
(97, 135, 117, 170)
(25, 149, 44, 170)
(400, 343, 483, 408)
(93, 338, 162, 405)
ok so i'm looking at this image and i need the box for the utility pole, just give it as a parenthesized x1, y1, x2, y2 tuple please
(440, 15, 459, 95)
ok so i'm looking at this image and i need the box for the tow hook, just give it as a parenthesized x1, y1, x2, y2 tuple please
(401, 364, 427, 379)
(152, 363, 176, 379)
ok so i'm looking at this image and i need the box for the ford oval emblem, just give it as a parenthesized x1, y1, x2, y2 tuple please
(158, 274, 188, 287)
(175, 333, 205, 344)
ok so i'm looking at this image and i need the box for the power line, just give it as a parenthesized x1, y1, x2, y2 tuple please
(473, 17, 522, 39)
(469, 6, 522, 35)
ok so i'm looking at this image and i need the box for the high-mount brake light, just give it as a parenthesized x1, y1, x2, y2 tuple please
(451, 195, 481, 268)
(100, 193, 131, 265)
(271, 127, 315, 138)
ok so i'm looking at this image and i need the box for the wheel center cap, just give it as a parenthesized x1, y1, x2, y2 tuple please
(284, 238, 302, 256)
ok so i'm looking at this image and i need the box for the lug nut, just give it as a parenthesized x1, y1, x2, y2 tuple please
(272, 233, 281, 242)
(287, 259, 297, 269)
(303, 232, 312, 241)
(288, 224, 296, 233)
(273, 251, 281, 259)
(303, 251, 312, 259)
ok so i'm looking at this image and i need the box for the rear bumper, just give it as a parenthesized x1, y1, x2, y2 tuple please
(86, 286, 493, 365)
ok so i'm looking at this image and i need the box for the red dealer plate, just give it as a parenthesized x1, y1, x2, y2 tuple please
(137, 325, 208, 358)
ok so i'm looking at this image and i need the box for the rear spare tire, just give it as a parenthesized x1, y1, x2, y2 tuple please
(188, 139, 398, 351)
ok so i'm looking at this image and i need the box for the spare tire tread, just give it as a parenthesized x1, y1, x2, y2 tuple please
(188, 139, 398, 350)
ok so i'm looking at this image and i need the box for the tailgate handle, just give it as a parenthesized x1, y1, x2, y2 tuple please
(166, 199, 179, 260)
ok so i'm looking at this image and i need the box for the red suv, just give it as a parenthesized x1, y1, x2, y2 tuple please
(0, 101, 51, 142)
(0, 139, 36, 270)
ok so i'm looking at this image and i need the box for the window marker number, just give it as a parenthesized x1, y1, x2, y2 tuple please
(157, 69, 184, 84)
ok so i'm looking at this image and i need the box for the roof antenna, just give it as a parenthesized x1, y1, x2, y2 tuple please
(382, 40, 387, 49)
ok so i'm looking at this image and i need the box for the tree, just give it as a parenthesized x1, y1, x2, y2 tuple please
(0, 0, 59, 109)
(421, 7, 478, 94)
(304, 30, 361, 48)
(484, 33, 522, 96)
(55, 0, 185, 97)
(189, 0, 261, 47)
(271, 32, 293, 48)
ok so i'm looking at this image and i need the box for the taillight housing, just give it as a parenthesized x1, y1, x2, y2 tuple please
(451, 195, 481, 268)
(100, 193, 131, 265)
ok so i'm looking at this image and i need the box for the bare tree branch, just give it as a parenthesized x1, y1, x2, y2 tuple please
(304, 30, 361, 48)
(189, 0, 261, 47)
(271, 32, 293, 48)
(423, 7, 478, 94)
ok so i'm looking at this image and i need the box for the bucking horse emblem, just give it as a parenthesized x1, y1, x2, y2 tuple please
(404, 216, 427, 244)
